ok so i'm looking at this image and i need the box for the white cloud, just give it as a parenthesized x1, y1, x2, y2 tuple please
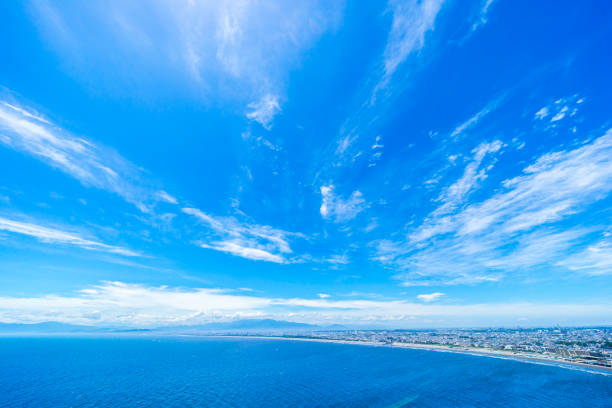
(320, 185, 367, 223)
(378, 0, 446, 90)
(0, 216, 139, 257)
(199, 241, 285, 264)
(551, 106, 568, 122)
(534, 107, 549, 120)
(448, 94, 506, 139)
(0, 96, 300, 263)
(372, 136, 384, 150)
(31, 1, 343, 115)
(408, 140, 503, 243)
(483, 228, 586, 271)
(0, 281, 609, 327)
(374, 128, 612, 285)
(1, 102, 51, 124)
(156, 190, 178, 205)
(364, 219, 379, 233)
(431, 140, 503, 217)
(534, 95, 582, 125)
(368, 135, 384, 166)
(317, 0, 445, 178)
(461, 133, 612, 235)
(335, 133, 359, 155)
(0, 98, 170, 213)
(325, 254, 350, 265)
(258, 137, 280, 151)
(0, 281, 271, 327)
(211, 1, 342, 83)
(246, 94, 281, 130)
(318, 293, 331, 299)
(558, 238, 612, 276)
(182, 207, 296, 263)
(449, 104, 493, 139)
(471, 0, 497, 31)
(417, 292, 444, 302)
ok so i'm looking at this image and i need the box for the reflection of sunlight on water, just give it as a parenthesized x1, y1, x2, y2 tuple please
(386, 395, 419, 408)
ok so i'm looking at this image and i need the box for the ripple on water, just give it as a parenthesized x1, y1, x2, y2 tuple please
(0, 337, 610, 408)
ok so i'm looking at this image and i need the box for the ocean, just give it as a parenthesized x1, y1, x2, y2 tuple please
(0, 337, 610, 407)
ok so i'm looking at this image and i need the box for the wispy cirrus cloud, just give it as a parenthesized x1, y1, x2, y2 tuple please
(31, 1, 343, 115)
(199, 241, 285, 264)
(182, 207, 297, 263)
(431, 140, 503, 217)
(318, 0, 446, 176)
(212, 1, 343, 89)
(376, 0, 446, 93)
(471, 0, 498, 32)
(246, 94, 281, 130)
(0, 95, 308, 264)
(0, 98, 172, 213)
(0, 281, 609, 327)
(320, 185, 367, 223)
(449, 99, 499, 139)
(0, 216, 139, 257)
(156, 190, 178, 205)
(374, 128, 612, 285)
(558, 237, 612, 276)
(403, 139, 503, 244)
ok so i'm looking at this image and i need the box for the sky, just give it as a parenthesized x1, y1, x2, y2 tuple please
(0, 0, 611, 328)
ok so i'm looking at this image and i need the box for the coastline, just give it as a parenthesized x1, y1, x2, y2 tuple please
(208, 334, 612, 375)
(2, 331, 609, 374)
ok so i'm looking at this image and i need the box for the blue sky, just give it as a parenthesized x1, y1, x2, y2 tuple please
(0, 0, 611, 328)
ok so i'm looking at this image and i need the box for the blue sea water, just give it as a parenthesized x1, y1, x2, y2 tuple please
(0, 337, 610, 407)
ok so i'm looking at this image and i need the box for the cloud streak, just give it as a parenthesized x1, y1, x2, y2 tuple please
(374, 128, 612, 285)
(0, 216, 139, 257)
(558, 237, 612, 276)
(318, 0, 446, 178)
(431, 140, 503, 218)
(449, 104, 494, 139)
(377, 0, 446, 92)
(182, 207, 297, 263)
(0, 95, 307, 264)
(0, 98, 171, 213)
(471, 0, 497, 32)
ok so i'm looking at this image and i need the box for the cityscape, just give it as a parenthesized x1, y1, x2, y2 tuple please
(225, 327, 612, 370)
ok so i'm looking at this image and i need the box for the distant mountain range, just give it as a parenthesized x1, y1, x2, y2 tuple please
(0, 319, 346, 334)
(160, 318, 318, 332)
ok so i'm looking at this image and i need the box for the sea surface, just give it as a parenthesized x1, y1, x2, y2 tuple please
(0, 336, 610, 407)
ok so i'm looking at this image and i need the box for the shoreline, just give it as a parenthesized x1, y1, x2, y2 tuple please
(208, 334, 612, 374)
(2, 332, 610, 374)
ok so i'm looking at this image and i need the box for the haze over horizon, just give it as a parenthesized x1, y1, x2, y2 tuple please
(0, 0, 611, 329)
